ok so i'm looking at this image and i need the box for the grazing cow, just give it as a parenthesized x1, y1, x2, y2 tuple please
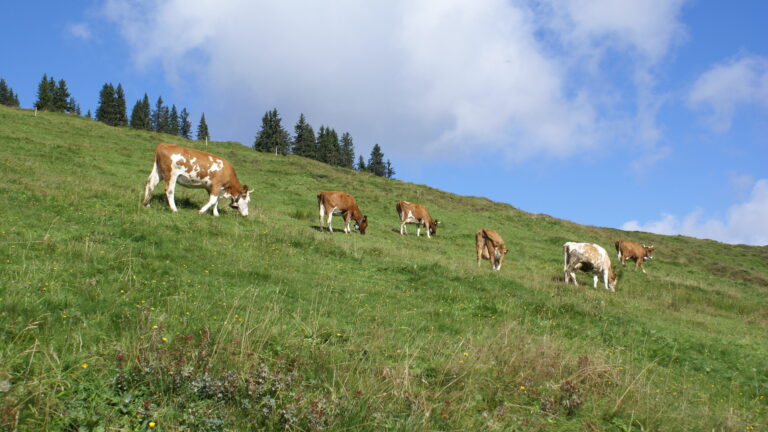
(615, 240, 655, 273)
(396, 201, 439, 238)
(317, 191, 368, 234)
(563, 242, 618, 292)
(476, 229, 508, 271)
(142, 143, 252, 217)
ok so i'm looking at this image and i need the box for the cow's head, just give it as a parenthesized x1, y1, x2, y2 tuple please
(643, 245, 655, 261)
(493, 246, 509, 271)
(228, 186, 252, 217)
(608, 269, 620, 291)
(355, 215, 368, 235)
(429, 219, 439, 236)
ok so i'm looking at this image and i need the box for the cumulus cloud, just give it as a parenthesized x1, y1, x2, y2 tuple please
(67, 23, 92, 40)
(102, 0, 686, 161)
(688, 55, 768, 132)
(622, 179, 768, 246)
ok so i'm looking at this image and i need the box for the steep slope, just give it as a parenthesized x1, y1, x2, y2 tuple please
(1, 105, 766, 431)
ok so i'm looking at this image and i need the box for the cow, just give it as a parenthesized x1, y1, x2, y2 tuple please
(396, 201, 439, 238)
(476, 229, 508, 271)
(615, 240, 655, 273)
(563, 242, 618, 292)
(142, 143, 252, 217)
(317, 191, 368, 234)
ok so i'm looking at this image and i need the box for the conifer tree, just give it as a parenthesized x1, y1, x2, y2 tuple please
(196, 113, 209, 141)
(357, 155, 366, 172)
(52, 79, 70, 112)
(0, 79, 19, 107)
(130, 97, 149, 130)
(386, 159, 396, 178)
(316, 127, 341, 166)
(86, 110, 92, 119)
(152, 96, 165, 132)
(140, 94, 152, 130)
(114, 84, 128, 126)
(179, 108, 192, 139)
(168, 105, 179, 136)
(95, 83, 116, 125)
(340, 132, 355, 169)
(35, 74, 52, 111)
(367, 144, 386, 177)
(291, 113, 316, 159)
(254, 108, 290, 155)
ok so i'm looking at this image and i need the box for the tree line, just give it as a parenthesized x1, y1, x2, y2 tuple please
(254, 109, 395, 178)
(4, 75, 396, 177)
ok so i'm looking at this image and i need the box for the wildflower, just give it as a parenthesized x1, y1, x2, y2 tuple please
(81, 363, 88, 369)
(152, 325, 158, 329)
(162, 337, 168, 342)
(148, 421, 156, 428)
(520, 386, 525, 390)
(463, 352, 469, 357)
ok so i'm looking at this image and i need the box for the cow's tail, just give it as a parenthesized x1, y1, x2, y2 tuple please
(563, 243, 570, 271)
(396, 201, 403, 220)
(317, 194, 325, 229)
(615, 240, 623, 260)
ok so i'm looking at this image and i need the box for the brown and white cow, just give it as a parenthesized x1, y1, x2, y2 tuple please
(142, 143, 252, 217)
(317, 191, 368, 234)
(476, 229, 508, 271)
(615, 240, 655, 273)
(396, 201, 439, 238)
(563, 242, 618, 292)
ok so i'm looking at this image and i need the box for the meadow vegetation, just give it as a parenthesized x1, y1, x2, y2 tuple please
(0, 105, 766, 431)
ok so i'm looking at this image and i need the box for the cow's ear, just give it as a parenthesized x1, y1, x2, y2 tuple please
(361, 216, 367, 223)
(435, 220, 441, 225)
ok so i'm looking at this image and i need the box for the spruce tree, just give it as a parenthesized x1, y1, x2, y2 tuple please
(179, 108, 192, 139)
(95, 83, 116, 125)
(0, 79, 19, 107)
(86, 110, 92, 119)
(168, 105, 179, 136)
(291, 113, 316, 159)
(114, 84, 128, 126)
(316, 127, 341, 166)
(197, 113, 209, 141)
(140, 94, 152, 130)
(357, 155, 366, 172)
(130, 98, 148, 129)
(152, 96, 165, 132)
(35, 74, 52, 111)
(253, 108, 290, 155)
(340, 132, 355, 169)
(367, 144, 386, 177)
(386, 159, 396, 178)
(52, 79, 70, 112)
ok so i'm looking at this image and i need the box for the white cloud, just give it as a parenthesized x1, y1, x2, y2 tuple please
(67, 23, 92, 40)
(622, 179, 768, 246)
(688, 55, 768, 132)
(102, 0, 686, 162)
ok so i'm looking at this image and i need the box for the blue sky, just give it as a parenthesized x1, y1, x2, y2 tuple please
(2, 1, 767, 245)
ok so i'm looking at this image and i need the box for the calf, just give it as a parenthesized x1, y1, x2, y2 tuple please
(142, 143, 251, 216)
(476, 229, 508, 271)
(396, 201, 439, 237)
(317, 191, 368, 234)
(563, 242, 618, 292)
(615, 240, 655, 273)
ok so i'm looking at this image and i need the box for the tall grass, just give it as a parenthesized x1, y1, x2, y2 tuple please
(0, 105, 766, 431)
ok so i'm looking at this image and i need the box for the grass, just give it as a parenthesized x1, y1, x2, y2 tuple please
(0, 105, 766, 431)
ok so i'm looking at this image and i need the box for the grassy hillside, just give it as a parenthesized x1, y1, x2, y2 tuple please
(1, 105, 766, 431)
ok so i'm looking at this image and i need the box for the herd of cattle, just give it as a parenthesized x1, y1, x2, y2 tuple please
(142, 143, 655, 292)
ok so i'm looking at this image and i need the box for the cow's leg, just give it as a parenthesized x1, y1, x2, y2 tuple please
(165, 173, 180, 212)
(198, 186, 220, 216)
(416, 225, 421, 237)
(400, 221, 405, 235)
(344, 214, 351, 234)
(426, 223, 431, 239)
(593, 273, 599, 289)
(143, 161, 160, 207)
(326, 209, 335, 233)
(319, 203, 326, 232)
